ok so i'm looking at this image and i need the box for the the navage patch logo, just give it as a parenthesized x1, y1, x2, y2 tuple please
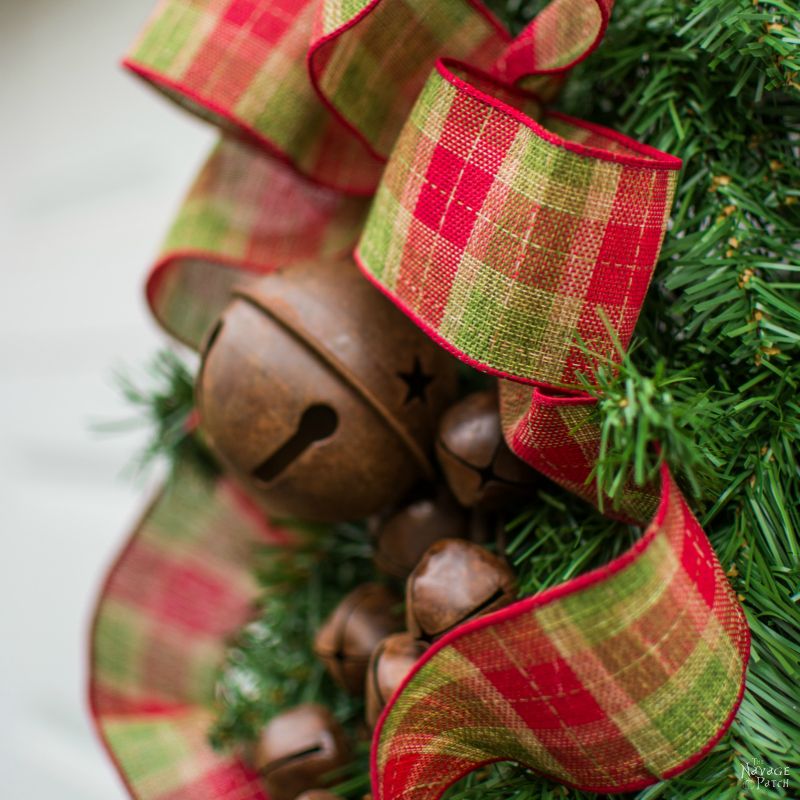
(739, 756, 792, 791)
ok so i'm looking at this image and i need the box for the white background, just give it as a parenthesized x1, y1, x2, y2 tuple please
(0, 1, 214, 797)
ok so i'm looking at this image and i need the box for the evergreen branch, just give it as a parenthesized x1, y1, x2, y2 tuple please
(99, 349, 218, 480)
(210, 523, 378, 749)
(580, 349, 728, 509)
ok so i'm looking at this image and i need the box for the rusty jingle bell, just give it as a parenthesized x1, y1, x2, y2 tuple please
(252, 704, 350, 800)
(366, 632, 428, 727)
(436, 390, 540, 509)
(406, 538, 517, 641)
(314, 583, 404, 694)
(372, 486, 469, 579)
(293, 792, 341, 800)
(196, 259, 458, 522)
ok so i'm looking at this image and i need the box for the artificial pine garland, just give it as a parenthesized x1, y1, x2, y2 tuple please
(208, 526, 374, 750)
(104, 350, 218, 481)
(118, 0, 798, 797)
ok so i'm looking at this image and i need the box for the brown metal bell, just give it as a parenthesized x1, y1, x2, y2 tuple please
(252, 704, 350, 800)
(196, 259, 458, 522)
(366, 632, 428, 727)
(372, 486, 469, 579)
(406, 538, 517, 641)
(313, 583, 404, 694)
(436, 390, 539, 509)
(293, 792, 341, 800)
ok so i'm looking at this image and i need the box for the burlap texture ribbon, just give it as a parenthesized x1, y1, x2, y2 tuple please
(91, 1, 750, 797)
(90, 464, 275, 800)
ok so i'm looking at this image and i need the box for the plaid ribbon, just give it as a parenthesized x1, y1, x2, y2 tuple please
(352, 54, 680, 525)
(90, 0, 751, 797)
(90, 464, 282, 800)
(356, 61, 680, 391)
(499, 383, 661, 522)
(146, 137, 368, 348)
(125, 0, 611, 194)
(373, 466, 748, 798)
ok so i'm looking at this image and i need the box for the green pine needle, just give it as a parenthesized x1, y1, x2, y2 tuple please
(209, 523, 379, 750)
(100, 349, 218, 480)
(580, 347, 728, 510)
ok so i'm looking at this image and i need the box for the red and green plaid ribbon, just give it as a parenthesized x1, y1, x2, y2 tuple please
(91, 1, 751, 797)
(90, 464, 280, 800)
(145, 137, 368, 347)
(372, 466, 748, 798)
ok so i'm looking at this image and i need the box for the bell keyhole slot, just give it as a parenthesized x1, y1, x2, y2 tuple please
(252, 404, 339, 484)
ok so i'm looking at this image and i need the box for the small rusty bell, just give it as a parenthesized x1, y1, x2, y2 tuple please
(406, 539, 517, 641)
(253, 704, 349, 800)
(197, 259, 458, 522)
(436, 390, 539, 509)
(372, 486, 469, 578)
(366, 632, 428, 727)
(314, 583, 404, 694)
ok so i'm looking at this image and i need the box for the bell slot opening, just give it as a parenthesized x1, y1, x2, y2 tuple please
(428, 587, 507, 641)
(252, 403, 339, 484)
(202, 319, 224, 355)
(260, 745, 325, 775)
(195, 320, 225, 412)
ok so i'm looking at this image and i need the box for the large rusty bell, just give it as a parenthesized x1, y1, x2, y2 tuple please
(196, 260, 458, 522)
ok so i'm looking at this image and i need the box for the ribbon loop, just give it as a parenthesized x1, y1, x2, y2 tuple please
(146, 138, 368, 348)
(356, 61, 681, 390)
(125, 0, 384, 193)
(372, 467, 749, 799)
(493, 0, 613, 85)
(308, 0, 508, 160)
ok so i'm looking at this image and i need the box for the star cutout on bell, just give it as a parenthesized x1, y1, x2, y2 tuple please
(398, 356, 434, 404)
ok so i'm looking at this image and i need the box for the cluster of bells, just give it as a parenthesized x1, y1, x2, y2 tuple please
(251, 534, 518, 800)
(194, 260, 539, 799)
